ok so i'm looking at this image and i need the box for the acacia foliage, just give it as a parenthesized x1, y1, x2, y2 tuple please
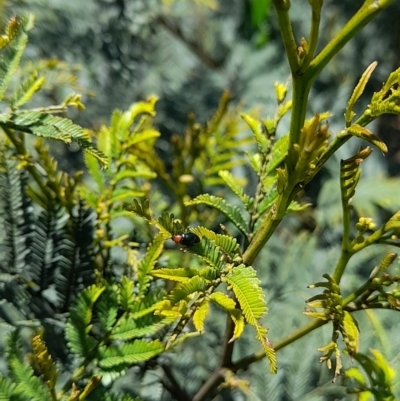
(1, 4, 400, 401)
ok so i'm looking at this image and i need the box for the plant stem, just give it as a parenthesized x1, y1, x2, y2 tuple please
(231, 318, 327, 372)
(161, 364, 191, 401)
(342, 280, 373, 306)
(307, 0, 394, 81)
(302, 0, 323, 69)
(272, 0, 300, 73)
(332, 250, 352, 284)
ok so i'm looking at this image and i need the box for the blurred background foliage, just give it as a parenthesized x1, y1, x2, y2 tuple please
(1, 0, 400, 400)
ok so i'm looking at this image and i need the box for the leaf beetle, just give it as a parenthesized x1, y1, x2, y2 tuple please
(171, 232, 200, 246)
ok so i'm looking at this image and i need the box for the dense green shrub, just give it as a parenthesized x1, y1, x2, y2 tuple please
(1, 2, 400, 401)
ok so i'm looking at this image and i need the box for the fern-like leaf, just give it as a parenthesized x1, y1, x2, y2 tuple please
(209, 291, 236, 311)
(125, 198, 151, 221)
(224, 265, 267, 325)
(168, 276, 208, 304)
(346, 124, 387, 153)
(138, 232, 167, 295)
(241, 113, 270, 153)
(9, 356, 51, 401)
(31, 334, 58, 392)
(219, 170, 254, 210)
(96, 285, 119, 334)
(0, 15, 33, 101)
(186, 237, 225, 271)
(0, 156, 33, 275)
(190, 227, 239, 258)
(340, 148, 372, 210)
(65, 284, 105, 357)
(110, 315, 175, 341)
(54, 203, 96, 311)
(193, 300, 210, 331)
(98, 339, 164, 369)
(185, 194, 248, 235)
(0, 111, 108, 165)
(119, 276, 135, 312)
(209, 292, 245, 340)
(224, 265, 277, 372)
(157, 211, 185, 235)
(0, 376, 19, 401)
(151, 267, 202, 282)
(266, 135, 288, 174)
(10, 71, 45, 109)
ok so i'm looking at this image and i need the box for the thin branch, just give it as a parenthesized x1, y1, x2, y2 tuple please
(307, 0, 394, 81)
(220, 314, 235, 367)
(156, 15, 225, 69)
(161, 364, 191, 401)
(231, 319, 326, 372)
(192, 368, 227, 401)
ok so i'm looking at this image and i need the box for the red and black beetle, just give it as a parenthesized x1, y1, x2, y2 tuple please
(172, 232, 200, 246)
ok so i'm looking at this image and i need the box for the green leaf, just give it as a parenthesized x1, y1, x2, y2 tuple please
(0, 111, 108, 166)
(230, 309, 245, 341)
(84, 152, 105, 192)
(96, 285, 119, 333)
(209, 292, 246, 341)
(351, 349, 396, 400)
(138, 232, 167, 295)
(0, 376, 19, 401)
(185, 194, 248, 235)
(346, 124, 387, 153)
(111, 167, 157, 183)
(241, 113, 270, 153)
(251, 0, 271, 26)
(151, 267, 202, 282)
(9, 357, 51, 401)
(341, 311, 359, 356)
(193, 300, 210, 331)
(190, 226, 240, 257)
(218, 170, 254, 210)
(98, 339, 164, 369)
(209, 292, 236, 311)
(266, 135, 288, 174)
(345, 61, 378, 125)
(168, 276, 208, 304)
(108, 188, 146, 204)
(119, 276, 135, 311)
(126, 198, 151, 221)
(340, 148, 372, 210)
(122, 129, 160, 149)
(65, 284, 105, 357)
(254, 324, 277, 374)
(10, 71, 45, 108)
(156, 211, 185, 236)
(185, 237, 225, 271)
(0, 15, 33, 102)
(110, 315, 175, 340)
(224, 265, 267, 326)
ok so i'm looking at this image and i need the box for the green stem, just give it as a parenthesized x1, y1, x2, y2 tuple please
(231, 318, 327, 372)
(332, 250, 352, 284)
(341, 202, 351, 254)
(342, 280, 373, 306)
(302, 0, 323, 69)
(307, 0, 394, 81)
(288, 76, 312, 151)
(272, 0, 300, 73)
(242, 213, 281, 266)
